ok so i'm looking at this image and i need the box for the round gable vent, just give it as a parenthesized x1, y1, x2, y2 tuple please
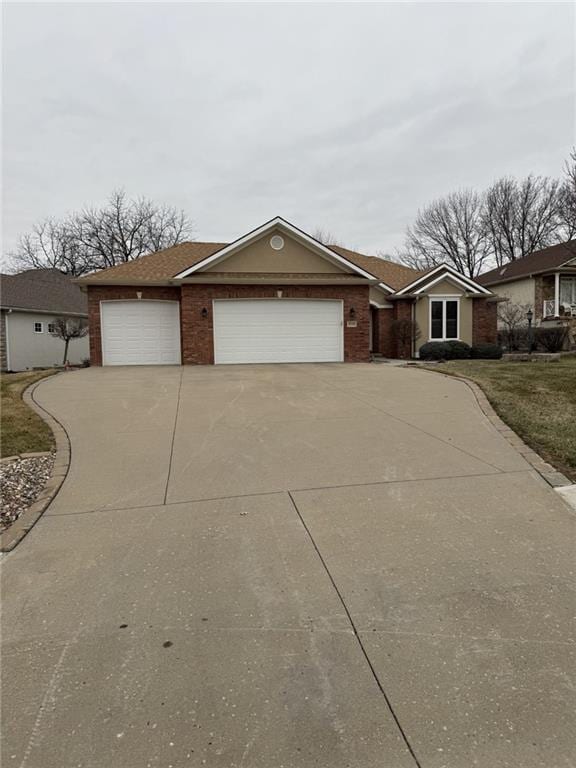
(270, 235, 284, 250)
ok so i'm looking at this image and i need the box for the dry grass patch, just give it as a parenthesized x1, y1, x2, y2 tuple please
(426, 358, 576, 481)
(1, 370, 57, 458)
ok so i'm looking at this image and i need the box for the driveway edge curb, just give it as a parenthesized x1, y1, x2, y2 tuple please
(0, 374, 71, 553)
(412, 366, 573, 490)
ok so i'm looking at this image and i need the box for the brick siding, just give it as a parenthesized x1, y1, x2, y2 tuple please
(181, 284, 370, 364)
(371, 308, 396, 358)
(88, 284, 370, 365)
(87, 286, 181, 366)
(472, 299, 498, 345)
(393, 300, 414, 359)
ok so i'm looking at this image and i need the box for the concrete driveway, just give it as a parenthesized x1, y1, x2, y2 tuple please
(2, 364, 574, 768)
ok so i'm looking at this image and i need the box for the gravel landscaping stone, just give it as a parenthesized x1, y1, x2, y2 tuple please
(0, 454, 55, 531)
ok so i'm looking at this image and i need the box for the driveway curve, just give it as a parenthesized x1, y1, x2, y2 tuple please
(2, 363, 575, 768)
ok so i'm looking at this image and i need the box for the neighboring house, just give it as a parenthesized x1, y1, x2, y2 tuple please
(0, 269, 89, 371)
(78, 216, 496, 366)
(478, 241, 576, 323)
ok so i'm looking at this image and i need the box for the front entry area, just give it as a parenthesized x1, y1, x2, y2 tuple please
(100, 300, 181, 366)
(212, 298, 344, 364)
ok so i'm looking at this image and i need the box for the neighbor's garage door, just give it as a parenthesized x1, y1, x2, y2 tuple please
(213, 299, 343, 364)
(101, 301, 181, 365)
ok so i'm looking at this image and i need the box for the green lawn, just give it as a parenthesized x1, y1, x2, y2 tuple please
(1, 370, 57, 457)
(426, 357, 576, 481)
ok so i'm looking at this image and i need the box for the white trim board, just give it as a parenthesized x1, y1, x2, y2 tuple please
(428, 296, 460, 341)
(395, 264, 491, 296)
(173, 216, 395, 292)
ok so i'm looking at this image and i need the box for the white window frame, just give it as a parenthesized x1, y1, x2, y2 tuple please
(47, 322, 56, 334)
(33, 322, 43, 334)
(560, 277, 576, 306)
(429, 297, 460, 341)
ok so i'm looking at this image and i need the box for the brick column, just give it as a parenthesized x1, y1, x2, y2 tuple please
(472, 299, 497, 344)
(372, 308, 395, 357)
(393, 300, 414, 359)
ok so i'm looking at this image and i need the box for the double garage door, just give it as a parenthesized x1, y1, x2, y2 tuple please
(100, 299, 343, 365)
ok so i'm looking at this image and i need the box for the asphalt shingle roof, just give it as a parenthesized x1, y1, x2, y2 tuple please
(78, 241, 424, 292)
(478, 241, 576, 286)
(1, 269, 88, 314)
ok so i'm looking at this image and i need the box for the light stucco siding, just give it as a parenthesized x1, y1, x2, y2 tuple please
(206, 230, 346, 274)
(6, 311, 90, 371)
(427, 278, 467, 295)
(369, 285, 392, 305)
(491, 278, 535, 308)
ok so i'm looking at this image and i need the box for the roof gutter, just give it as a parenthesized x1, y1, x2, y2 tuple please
(0, 306, 88, 317)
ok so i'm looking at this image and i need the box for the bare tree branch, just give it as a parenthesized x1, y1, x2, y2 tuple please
(311, 227, 343, 246)
(483, 175, 561, 264)
(400, 190, 489, 277)
(9, 190, 194, 275)
(49, 317, 89, 365)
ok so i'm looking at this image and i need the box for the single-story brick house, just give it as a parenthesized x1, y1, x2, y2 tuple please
(79, 217, 497, 366)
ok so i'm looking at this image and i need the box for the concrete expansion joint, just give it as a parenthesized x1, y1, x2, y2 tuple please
(286, 490, 423, 768)
(0, 374, 72, 553)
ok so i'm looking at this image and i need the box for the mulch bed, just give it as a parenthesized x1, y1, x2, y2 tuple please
(0, 454, 55, 531)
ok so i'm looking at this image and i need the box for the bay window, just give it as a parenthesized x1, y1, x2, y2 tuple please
(430, 298, 459, 340)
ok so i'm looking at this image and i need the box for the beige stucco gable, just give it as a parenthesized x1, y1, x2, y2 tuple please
(203, 229, 349, 274)
(370, 285, 393, 305)
(426, 278, 469, 295)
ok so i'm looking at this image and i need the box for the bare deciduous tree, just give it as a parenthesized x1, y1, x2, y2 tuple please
(482, 175, 561, 265)
(390, 317, 421, 349)
(401, 190, 489, 277)
(497, 301, 531, 350)
(49, 317, 89, 365)
(11, 190, 193, 276)
(311, 227, 342, 246)
(13, 219, 89, 276)
(558, 148, 576, 241)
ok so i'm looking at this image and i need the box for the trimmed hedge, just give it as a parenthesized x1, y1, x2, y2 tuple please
(419, 340, 471, 360)
(470, 343, 503, 359)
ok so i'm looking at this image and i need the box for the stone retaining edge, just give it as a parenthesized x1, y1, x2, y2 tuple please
(412, 365, 573, 489)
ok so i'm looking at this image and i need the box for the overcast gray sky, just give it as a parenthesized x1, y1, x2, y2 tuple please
(2, 1, 574, 259)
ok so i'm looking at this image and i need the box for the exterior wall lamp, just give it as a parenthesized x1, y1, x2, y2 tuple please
(349, 307, 356, 320)
(201, 307, 208, 319)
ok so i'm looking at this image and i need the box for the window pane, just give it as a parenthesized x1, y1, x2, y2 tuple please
(431, 301, 443, 339)
(445, 301, 458, 338)
(560, 278, 576, 305)
(34, 323, 42, 333)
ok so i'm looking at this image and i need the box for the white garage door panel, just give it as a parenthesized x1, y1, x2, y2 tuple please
(213, 300, 343, 364)
(101, 301, 181, 365)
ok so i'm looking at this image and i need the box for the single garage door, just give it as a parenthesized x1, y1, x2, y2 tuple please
(213, 299, 343, 364)
(101, 301, 181, 365)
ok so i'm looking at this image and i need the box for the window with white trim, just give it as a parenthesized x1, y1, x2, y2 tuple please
(560, 277, 576, 306)
(430, 298, 459, 340)
(34, 322, 43, 334)
(47, 322, 55, 334)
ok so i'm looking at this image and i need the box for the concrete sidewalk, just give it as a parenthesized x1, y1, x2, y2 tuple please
(2, 364, 574, 767)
